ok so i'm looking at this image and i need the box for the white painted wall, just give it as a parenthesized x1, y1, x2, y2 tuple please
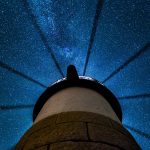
(34, 87, 121, 124)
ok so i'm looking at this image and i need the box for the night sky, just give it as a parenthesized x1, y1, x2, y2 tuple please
(0, 0, 150, 149)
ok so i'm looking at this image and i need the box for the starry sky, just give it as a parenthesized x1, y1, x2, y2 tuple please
(0, 0, 150, 149)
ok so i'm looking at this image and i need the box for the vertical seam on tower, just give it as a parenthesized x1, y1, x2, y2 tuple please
(86, 122, 90, 141)
(47, 144, 50, 150)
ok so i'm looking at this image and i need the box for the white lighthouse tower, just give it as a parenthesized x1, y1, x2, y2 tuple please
(16, 65, 141, 150)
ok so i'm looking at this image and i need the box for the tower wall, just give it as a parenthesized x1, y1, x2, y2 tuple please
(16, 112, 140, 150)
(34, 87, 120, 124)
(16, 87, 141, 150)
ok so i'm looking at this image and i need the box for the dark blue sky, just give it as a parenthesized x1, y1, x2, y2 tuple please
(0, 0, 150, 149)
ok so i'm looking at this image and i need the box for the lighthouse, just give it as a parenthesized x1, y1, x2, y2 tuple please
(15, 65, 141, 150)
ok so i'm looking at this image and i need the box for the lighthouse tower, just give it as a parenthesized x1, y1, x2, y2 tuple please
(16, 65, 141, 150)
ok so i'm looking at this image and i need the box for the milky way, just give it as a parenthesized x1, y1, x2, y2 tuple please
(0, 0, 150, 149)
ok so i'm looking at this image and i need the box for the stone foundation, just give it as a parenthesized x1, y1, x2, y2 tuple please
(15, 111, 141, 150)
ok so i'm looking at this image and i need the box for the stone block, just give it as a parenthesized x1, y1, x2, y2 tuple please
(88, 123, 133, 150)
(15, 114, 57, 150)
(50, 141, 120, 150)
(56, 111, 111, 127)
(37, 145, 48, 150)
(23, 122, 88, 149)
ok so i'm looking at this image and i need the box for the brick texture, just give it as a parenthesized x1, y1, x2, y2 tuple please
(37, 145, 48, 150)
(15, 111, 141, 150)
(50, 142, 120, 150)
(56, 111, 111, 127)
(88, 123, 132, 149)
(22, 122, 87, 150)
